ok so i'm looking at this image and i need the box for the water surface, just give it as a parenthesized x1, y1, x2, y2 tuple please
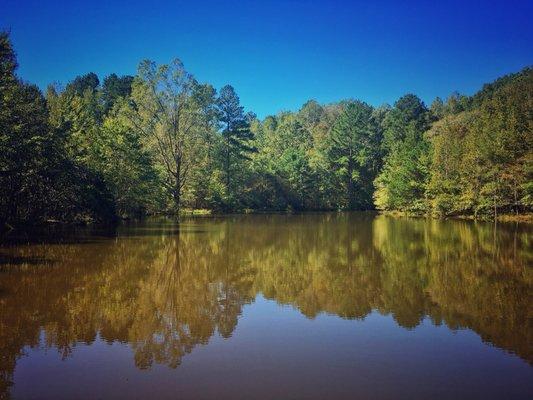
(0, 213, 531, 399)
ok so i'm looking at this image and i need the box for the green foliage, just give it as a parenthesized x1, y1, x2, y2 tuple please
(427, 68, 533, 217)
(0, 31, 531, 224)
(66, 72, 100, 96)
(216, 85, 256, 209)
(374, 95, 431, 212)
(1, 32, 113, 224)
(102, 73, 133, 113)
(0, 77, 56, 222)
(255, 114, 316, 210)
(327, 101, 381, 209)
(98, 111, 164, 217)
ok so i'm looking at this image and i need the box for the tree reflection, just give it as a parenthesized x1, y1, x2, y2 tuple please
(0, 214, 531, 397)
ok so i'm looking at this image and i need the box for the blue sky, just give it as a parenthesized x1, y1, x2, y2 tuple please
(2, 0, 532, 118)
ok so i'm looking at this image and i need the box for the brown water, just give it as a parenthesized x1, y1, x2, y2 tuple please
(0, 213, 531, 400)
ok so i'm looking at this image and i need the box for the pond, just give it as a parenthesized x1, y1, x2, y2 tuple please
(0, 213, 531, 399)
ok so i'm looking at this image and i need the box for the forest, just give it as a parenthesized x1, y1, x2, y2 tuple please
(1, 31, 532, 225)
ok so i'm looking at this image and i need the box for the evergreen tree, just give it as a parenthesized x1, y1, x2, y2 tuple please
(327, 101, 381, 209)
(374, 95, 430, 212)
(102, 73, 134, 113)
(216, 85, 256, 206)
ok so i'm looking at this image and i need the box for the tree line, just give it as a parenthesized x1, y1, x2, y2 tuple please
(1, 31, 531, 224)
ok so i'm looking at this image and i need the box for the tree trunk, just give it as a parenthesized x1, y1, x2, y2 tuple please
(173, 185, 180, 212)
(347, 159, 355, 210)
(493, 193, 497, 221)
(225, 133, 231, 191)
(174, 157, 181, 215)
(514, 183, 519, 215)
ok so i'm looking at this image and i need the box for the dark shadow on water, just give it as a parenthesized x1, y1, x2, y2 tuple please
(0, 224, 118, 246)
(0, 254, 54, 266)
(0, 216, 217, 245)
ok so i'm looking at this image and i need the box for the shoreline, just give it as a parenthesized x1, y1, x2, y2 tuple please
(3, 209, 532, 234)
(379, 210, 533, 223)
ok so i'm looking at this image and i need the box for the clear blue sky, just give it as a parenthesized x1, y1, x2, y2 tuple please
(2, 0, 532, 118)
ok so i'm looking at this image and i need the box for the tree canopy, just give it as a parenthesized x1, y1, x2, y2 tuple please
(0, 31, 531, 225)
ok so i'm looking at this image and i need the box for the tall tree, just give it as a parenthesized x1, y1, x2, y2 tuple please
(263, 114, 315, 210)
(0, 32, 64, 223)
(381, 94, 428, 152)
(374, 95, 430, 212)
(127, 59, 206, 213)
(216, 85, 255, 197)
(186, 83, 220, 208)
(327, 101, 380, 209)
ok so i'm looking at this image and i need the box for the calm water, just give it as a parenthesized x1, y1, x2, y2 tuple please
(0, 213, 531, 400)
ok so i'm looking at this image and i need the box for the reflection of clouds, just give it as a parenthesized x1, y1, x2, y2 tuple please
(0, 214, 531, 397)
